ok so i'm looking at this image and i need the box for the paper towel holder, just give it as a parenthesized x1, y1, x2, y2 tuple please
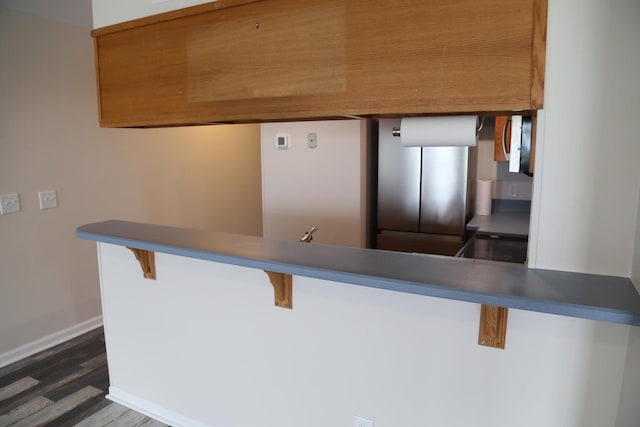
(391, 116, 485, 138)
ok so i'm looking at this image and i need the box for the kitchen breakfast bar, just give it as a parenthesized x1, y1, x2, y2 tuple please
(76, 220, 640, 427)
(77, 220, 640, 326)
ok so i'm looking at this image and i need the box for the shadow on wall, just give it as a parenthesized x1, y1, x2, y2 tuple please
(614, 327, 640, 426)
(129, 124, 263, 236)
(577, 321, 630, 427)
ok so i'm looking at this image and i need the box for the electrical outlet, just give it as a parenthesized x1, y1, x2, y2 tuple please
(38, 190, 58, 210)
(0, 193, 21, 214)
(354, 416, 374, 427)
(508, 183, 518, 198)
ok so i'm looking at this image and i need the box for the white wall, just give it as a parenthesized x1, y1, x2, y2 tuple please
(0, 0, 91, 28)
(616, 190, 640, 426)
(261, 120, 367, 247)
(99, 243, 631, 427)
(0, 6, 262, 361)
(616, 327, 640, 426)
(92, 0, 213, 28)
(529, 0, 640, 275)
(634, 188, 640, 289)
(531, 2, 640, 418)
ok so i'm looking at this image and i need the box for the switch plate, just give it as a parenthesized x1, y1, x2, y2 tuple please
(276, 134, 290, 150)
(0, 193, 21, 214)
(38, 190, 58, 210)
(354, 416, 374, 427)
(307, 132, 317, 149)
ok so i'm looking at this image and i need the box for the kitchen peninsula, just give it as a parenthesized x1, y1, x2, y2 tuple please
(76, 0, 640, 425)
(76, 219, 640, 427)
(77, 220, 640, 326)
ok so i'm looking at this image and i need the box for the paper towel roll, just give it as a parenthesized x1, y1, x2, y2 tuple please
(399, 116, 479, 147)
(476, 179, 493, 215)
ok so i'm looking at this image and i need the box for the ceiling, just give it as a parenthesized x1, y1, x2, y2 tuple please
(0, 0, 92, 28)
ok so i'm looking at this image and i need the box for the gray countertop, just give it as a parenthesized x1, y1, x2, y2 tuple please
(76, 220, 640, 326)
(467, 212, 530, 238)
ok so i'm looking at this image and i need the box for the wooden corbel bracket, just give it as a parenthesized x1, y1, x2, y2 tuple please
(263, 270, 293, 309)
(127, 247, 156, 280)
(478, 305, 508, 349)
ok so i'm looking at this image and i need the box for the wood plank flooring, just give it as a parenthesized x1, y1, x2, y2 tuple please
(0, 328, 170, 427)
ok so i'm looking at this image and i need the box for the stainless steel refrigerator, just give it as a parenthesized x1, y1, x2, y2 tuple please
(374, 119, 476, 256)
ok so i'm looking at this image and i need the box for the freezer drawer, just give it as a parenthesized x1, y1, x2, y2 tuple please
(460, 234, 528, 264)
(376, 230, 464, 257)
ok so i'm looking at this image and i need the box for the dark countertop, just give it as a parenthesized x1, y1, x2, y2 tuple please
(77, 220, 640, 326)
(467, 212, 530, 238)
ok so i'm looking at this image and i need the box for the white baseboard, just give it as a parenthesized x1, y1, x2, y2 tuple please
(0, 316, 103, 368)
(107, 387, 220, 427)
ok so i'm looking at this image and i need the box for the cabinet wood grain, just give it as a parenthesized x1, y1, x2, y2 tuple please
(92, 0, 548, 127)
(494, 116, 511, 162)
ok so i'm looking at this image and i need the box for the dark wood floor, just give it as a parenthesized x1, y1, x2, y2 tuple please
(0, 328, 169, 426)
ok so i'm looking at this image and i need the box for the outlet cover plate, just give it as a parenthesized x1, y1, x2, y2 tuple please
(276, 134, 291, 150)
(38, 190, 58, 210)
(0, 193, 21, 214)
(307, 132, 317, 149)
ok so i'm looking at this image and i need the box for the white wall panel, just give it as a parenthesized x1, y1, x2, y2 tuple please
(529, 0, 640, 275)
(261, 120, 366, 247)
(99, 243, 630, 427)
(92, 0, 214, 28)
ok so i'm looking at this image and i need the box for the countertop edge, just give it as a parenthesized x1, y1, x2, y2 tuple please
(76, 221, 640, 327)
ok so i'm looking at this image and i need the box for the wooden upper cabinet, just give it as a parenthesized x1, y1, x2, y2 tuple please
(92, 0, 547, 127)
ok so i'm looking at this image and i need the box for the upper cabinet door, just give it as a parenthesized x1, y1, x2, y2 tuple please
(92, 0, 547, 127)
